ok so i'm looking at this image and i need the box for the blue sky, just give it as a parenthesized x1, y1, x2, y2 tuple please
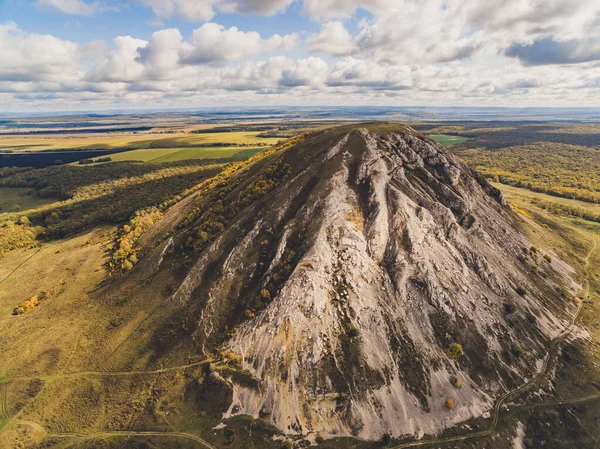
(0, 0, 599, 111)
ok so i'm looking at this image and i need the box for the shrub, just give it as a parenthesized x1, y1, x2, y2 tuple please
(347, 325, 360, 338)
(78, 158, 94, 165)
(451, 376, 462, 388)
(510, 344, 524, 358)
(515, 286, 527, 296)
(543, 254, 552, 263)
(260, 288, 271, 301)
(504, 302, 517, 314)
(526, 313, 537, 324)
(445, 343, 464, 360)
(446, 398, 455, 409)
(380, 433, 392, 445)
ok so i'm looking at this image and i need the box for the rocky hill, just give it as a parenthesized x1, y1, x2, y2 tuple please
(138, 123, 575, 441)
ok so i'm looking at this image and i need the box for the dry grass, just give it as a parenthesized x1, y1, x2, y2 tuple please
(0, 131, 281, 153)
(0, 188, 57, 214)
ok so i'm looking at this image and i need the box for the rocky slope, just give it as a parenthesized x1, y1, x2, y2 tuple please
(150, 123, 575, 441)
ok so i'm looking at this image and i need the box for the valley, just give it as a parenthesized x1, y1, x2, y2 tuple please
(0, 118, 599, 449)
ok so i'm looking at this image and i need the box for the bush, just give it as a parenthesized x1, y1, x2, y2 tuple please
(510, 344, 524, 358)
(347, 325, 360, 338)
(451, 376, 462, 388)
(446, 398, 455, 409)
(504, 302, 517, 313)
(515, 286, 527, 296)
(445, 343, 464, 360)
(78, 158, 94, 165)
(380, 433, 392, 445)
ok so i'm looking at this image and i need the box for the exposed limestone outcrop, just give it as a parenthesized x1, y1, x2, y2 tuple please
(164, 124, 574, 441)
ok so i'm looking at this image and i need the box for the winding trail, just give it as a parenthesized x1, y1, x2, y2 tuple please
(0, 358, 212, 384)
(0, 247, 41, 285)
(20, 425, 217, 449)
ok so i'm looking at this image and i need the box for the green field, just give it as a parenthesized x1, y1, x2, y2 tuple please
(493, 182, 600, 215)
(0, 131, 281, 152)
(88, 146, 266, 164)
(0, 187, 57, 214)
(428, 134, 468, 146)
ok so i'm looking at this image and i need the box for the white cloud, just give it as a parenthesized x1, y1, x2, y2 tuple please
(36, 0, 101, 16)
(309, 21, 355, 56)
(3, 0, 600, 110)
(180, 23, 297, 64)
(134, 0, 294, 21)
(0, 22, 82, 82)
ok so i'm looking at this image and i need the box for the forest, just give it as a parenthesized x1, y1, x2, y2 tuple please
(413, 122, 600, 204)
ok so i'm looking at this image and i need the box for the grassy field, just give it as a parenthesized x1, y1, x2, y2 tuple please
(0, 187, 57, 213)
(494, 183, 600, 215)
(89, 146, 265, 164)
(0, 131, 281, 152)
(428, 134, 468, 146)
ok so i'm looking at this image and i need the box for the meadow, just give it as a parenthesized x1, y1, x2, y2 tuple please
(427, 134, 468, 146)
(0, 130, 281, 152)
(86, 146, 264, 164)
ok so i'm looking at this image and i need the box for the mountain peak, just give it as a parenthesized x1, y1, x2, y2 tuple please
(144, 123, 573, 441)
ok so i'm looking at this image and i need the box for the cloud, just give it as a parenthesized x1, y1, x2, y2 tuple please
(0, 22, 82, 82)
(134, 0, 294, 21)
(506, 37, 600, 65)
(84, 23, 296, 86)
(4, 0, 600, 110)
(180, 23, 297, 64)
(309, 21, 356, 56)
(36, 0, 101, 16)
(217, 56, 329, 91)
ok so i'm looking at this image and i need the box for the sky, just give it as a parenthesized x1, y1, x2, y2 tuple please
(0, 0, 599, 112)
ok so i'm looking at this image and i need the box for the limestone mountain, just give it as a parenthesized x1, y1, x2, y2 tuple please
(137, 123, 575, 441)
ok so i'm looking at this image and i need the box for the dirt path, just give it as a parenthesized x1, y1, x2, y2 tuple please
(0, 358, 212, 384)
(28, 426, 217, 449)
(0, 247, 41, 285)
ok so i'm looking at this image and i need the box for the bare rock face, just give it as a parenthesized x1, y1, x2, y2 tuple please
(168, 124, 573, 440)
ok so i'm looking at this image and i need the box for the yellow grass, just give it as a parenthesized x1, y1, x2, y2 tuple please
(0, 188, 57, 214)
(0, 132, 281, 152)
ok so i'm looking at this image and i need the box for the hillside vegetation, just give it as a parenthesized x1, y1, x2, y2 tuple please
(416, 122, 600, 204)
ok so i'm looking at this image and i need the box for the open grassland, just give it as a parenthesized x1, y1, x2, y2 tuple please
(87, 146, 265, 164)
(0, 187, 57, 213)
(428, 134, 468, 146)
(0, 131, 281, 152)
(494, 183, 600, 215)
